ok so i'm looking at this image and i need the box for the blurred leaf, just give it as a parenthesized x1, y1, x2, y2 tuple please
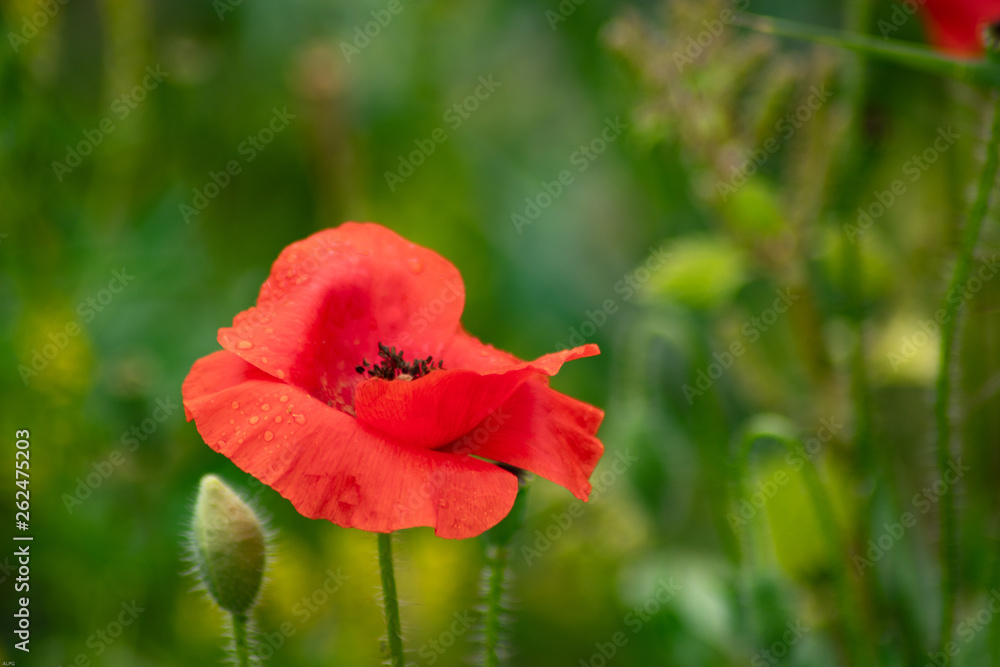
(646, 236, 748, 310)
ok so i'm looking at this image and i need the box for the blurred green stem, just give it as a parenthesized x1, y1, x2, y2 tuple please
(483, 544, 509, 667)
(232, 613, 252, 667)
(480, 477, 529, 666)
(934, 92, 1000, 657)
(835, 0, 892, 656)
(378, 532, 405, 667)
(734, 12, 1000, 87)
(840, 0, 876, 504)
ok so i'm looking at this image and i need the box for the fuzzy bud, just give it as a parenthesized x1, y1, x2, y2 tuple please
(191, 475, 266, 614)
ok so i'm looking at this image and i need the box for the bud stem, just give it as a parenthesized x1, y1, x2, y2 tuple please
(377, 532, 405, 667)
(232, 612, 252, 667)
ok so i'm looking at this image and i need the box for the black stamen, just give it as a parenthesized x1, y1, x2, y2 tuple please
(356, 342, 444, 381)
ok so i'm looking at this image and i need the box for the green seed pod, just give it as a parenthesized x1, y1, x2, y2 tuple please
(191, 475, 266, 615)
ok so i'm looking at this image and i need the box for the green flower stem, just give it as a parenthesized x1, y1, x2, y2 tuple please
(377, 532, 405, 667)
(839, 0, 877, 503)
(483, 544, 509, 667)
(232, 613, 252, 667)
(734, 12, 1000, 87)
(935, 92, 1000, 656)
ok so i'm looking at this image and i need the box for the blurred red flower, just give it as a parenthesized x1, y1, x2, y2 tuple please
(921, 0, 1000, 54)
(182, 223, 604, 539)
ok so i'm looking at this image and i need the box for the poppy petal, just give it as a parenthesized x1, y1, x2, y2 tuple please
(353, 342, 600, 449)
(441, 378, 605, 500)
(182, 350, 519, 539)
(443, 328, 601, 374)
(216, 223, 466, 411)
(922, 0, 1000, 54)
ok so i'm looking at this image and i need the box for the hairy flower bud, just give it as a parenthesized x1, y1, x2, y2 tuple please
(191, 475, 266, 614)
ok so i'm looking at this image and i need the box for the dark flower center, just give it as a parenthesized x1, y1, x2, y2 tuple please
(986, 20, 1000, 55)
(356, 342, 443, 381)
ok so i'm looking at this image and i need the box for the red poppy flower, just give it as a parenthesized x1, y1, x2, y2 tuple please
(182, 223, 605, 539)
(920, 0, 1000, 55)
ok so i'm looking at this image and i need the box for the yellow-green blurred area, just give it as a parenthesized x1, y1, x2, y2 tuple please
(5, 0, 1000, 664)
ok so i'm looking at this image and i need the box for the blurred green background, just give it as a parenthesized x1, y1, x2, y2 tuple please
(4, 0, 1000, 664)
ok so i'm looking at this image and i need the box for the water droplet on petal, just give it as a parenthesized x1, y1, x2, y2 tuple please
(353, 338, 361, 346)
(407, 257, 424, 274)
(264, 431, 274, 441)
(276, 369, 286, 379)
(229, 419, 235, 425)
(249, 416, 259, 424)
(231, 401, 240, 409)
(294, 414, 306, 425)
(261, 404, 271, 412)
(279, 395, 289, 403)
(261, 357, 269, 364)
(274, 415, 282, 423)
(237, 340, 253, 350)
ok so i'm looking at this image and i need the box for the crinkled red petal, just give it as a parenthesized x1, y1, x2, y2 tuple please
(439, 378, 604, 500)
(216, 223, 466, 412)
(354, 337, 600, 449)
(182, 350, 518, 539)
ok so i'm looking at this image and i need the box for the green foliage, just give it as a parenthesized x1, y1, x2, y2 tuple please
(4, 0, 1000, 665)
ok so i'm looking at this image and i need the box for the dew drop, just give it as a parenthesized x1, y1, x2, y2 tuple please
(237, 340, 253, 350)
(249, 416, 260, 424)
(294, 414, 306, 425)
(231, 401, 239, 409)
(264, 431, 274, 441)
(279, 395, 289, 403)
(276, 369, 286, 379)
(274, 415, 282, 423)
(261, 403, 271, 411)
(353, 338, 361, 346)
(229, 419, 235, 425)
(262, 357, 269, 364)
(407, 257, 424, 274)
